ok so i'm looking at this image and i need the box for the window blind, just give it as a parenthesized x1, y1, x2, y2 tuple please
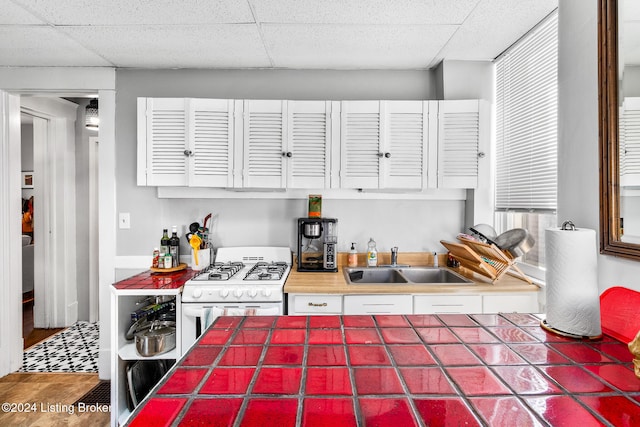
(495, 10, 558, 212)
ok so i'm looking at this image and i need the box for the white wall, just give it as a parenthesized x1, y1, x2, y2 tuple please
(114, 69, 470, 261)
(558, 0, 640, 292)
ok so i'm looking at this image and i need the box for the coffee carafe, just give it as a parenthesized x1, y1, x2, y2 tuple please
(297, 218, 338, 272)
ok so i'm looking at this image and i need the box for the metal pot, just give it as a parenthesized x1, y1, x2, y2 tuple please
(495, 228, 535, 258)
(303, 221, 323, 239)
(134, 320, 176, 357)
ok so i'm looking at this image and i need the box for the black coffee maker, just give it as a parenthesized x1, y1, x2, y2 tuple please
(297, 218, 338, 272)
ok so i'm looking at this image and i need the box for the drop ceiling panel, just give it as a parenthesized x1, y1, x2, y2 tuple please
(432, 0, 557, 64)
(250, 0, 480, 24)
(60, 24, 271, 68)
(0, 26, 112, 66)
(12, 0, 255, 25)
(264, 24, 458, 69)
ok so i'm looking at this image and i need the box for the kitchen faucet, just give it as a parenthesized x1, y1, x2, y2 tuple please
(391, 247, 398, 266)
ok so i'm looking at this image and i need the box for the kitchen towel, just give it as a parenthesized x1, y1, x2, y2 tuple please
(545, 227, 601, 337)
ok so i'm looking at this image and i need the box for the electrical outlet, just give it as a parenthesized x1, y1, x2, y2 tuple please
(119, 212, 130, 229)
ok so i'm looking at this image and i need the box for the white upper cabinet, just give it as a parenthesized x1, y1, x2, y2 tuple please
(286, 100, 332, 189)
(436, 99, 489, 189)
(240, 100, 287, 188)
(339, 100, 431, 190)
(137, 98, 235, 187)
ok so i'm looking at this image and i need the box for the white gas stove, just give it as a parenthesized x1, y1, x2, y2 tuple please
(182, 246, 292, 303)
(181, 247, 291, 352)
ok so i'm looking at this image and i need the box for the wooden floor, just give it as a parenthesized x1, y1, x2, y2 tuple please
(23, 295, 64, 349)
(0, 373, 110, 426)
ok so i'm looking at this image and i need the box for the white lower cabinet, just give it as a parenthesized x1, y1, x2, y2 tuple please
(288, 294, 343, 315)
(413, 295, 482, 314)
(343, 295, 413, 315)
(482, 293, 539, 314)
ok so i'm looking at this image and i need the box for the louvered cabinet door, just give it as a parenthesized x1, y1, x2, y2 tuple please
(382, 101, 428, 189)
(138, 98, 188, 186)
(621, 98, 640, 186)
(437, 100, 485, 189)
(242, 100, 287, 188)
(188, 99, 235, 187)
(340, 101, 382, 189)
(286, 101, 331, 188)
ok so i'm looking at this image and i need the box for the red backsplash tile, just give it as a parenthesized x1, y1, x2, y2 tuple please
(550, 343, 613, 364)
(348, 345, 391, 366)
(577, 395, 640, 426)
(414, 398, 481, 427)
(486, 327, 538, 343)
(492, 365, 562, 395)
(468, 344, 527, 365)
(344, 328, 381, 345)
(500, 313, 541, 326)
(359, 398, 418, 427)
(380, 327, 422, 344)
(584, 364, 640, 392)
(308, 329, 344, 345)
(157, 368, 207, 395)
(589, 342, 634, 363)
(307, 345, 347, 366)
(451, 327, 500, 343)
(309, 315, 341, 329)
(416, 327, 460, 344)
(200, 328, 234, 345)
(509, 343, 571, 365)
(263, 345, 304, 365)
(241, 398, 298, 427)
(252, 367, 302, 394)
(181, 346, 222, 366)
(305, 368, 353, 395)
(388, 344, 436, 366)
(521, 326, 577, 343)
(405, 314, 443, 327)
(242, 316, 277, 328)
(470, 396, 542, 427)
(354, 368, 404, 394)
(231, 329, 269, 345)
(129, 398, 186, 427)
(432, 344, 482, 366)
(211, 316, 242, 329)
(375, 315, 410, 327)
(342, 315, 375, 328)
(470, 314, 514, 327)
(302, 398, 357, 427)
(446, 367, 512, 396)
(538, 365, 612, 393)
(218, 346, 263, 366)
(199, 368, 255, 394)
(400, 367, 457, 394)
(179, 398, 242, 427)
(524, 395, 607, 427)
(276, 316, 307, 329)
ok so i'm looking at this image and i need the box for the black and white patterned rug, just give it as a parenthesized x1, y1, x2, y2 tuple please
(20, 321, 99, 373)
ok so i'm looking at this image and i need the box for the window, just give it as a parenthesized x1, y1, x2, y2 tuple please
(495, 10, 558, 277)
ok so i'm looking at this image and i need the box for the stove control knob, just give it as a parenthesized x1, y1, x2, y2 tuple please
(248, 288, 258, 298)
(233, 288, 243, 298)
(262, 288, 272, 297)
(220, 289, 229, 298)
(192, 288, 203, 299)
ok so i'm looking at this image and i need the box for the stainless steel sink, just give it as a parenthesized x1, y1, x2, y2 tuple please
(344, 268, 408, 284)
(343, 267, 473, 285)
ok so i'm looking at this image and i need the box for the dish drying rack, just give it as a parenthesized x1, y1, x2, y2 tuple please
(440, 236, 532, 284)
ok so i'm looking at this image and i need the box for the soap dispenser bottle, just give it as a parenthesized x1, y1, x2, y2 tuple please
(348, 243, 358, 267)
(367, 238, 378, 267)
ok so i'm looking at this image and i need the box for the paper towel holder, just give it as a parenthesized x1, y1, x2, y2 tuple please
(561, 220, 576, 231)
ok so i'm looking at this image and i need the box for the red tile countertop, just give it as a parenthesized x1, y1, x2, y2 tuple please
(125, 313, 640, 427)
(112, 268, 197, 291)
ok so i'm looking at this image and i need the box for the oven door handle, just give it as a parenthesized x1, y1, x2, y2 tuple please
(183, 306, 207, 318)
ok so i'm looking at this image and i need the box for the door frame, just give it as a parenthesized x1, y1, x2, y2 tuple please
(89, 136, 99, 323)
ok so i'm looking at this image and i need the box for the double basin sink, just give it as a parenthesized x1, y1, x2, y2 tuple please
(344, 267, 473, 285)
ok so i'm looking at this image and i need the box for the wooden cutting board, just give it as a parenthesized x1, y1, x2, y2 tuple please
(600, 286, 640, 343)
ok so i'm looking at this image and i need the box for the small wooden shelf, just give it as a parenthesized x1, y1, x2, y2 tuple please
(440, 237, 531, 284)
(150, 263, 187, 273)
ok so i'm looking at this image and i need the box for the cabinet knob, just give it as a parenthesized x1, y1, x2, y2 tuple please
(184, 149, 193, 157)
(478, 152, 486, 158)
(282, 152, 293, 158)
(385, 152, 391, 158)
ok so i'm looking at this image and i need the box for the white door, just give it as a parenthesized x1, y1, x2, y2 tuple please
(188, 98, 235, 187)
(286, 100, 332, 189)
(437, 99, 484, 189)
(242, 100, 287, 188)
(340, 100, 382, 189)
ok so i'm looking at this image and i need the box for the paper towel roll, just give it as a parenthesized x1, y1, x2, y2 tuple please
(545, 227, 602, 337)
